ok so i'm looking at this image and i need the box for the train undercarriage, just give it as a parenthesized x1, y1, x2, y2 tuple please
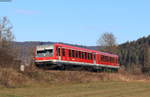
(35, 61, 118, 72)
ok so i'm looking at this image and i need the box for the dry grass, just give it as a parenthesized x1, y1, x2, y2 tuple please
(0, 68, 29, 88)
(0, 68, 150, 88)
(23, 69, 150, 85)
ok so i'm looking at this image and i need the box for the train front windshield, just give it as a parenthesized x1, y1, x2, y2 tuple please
(36, 45, 54, 57)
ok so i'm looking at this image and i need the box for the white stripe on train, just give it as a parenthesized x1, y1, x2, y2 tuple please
(35, 59, 120, 69)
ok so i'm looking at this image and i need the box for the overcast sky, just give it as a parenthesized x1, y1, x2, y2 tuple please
(0, 0, 150, 46)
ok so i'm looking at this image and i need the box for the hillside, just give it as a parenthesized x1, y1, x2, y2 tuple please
(118, 35, 150, 72)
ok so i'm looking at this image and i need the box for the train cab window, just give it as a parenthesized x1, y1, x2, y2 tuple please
(37, 49, 53, 57)
(62, 48, 65, 56)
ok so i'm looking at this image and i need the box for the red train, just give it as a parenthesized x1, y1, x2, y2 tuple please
(34, 43, 120, 71)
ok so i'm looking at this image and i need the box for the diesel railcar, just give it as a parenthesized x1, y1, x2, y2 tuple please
(34, 43, 120, 71)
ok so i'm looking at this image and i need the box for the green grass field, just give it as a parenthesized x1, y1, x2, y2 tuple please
(0, 81, 150, 97)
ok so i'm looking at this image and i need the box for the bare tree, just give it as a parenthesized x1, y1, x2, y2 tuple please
(0, 17, 19, 69)
(97, 32, 117, 53)
(0, 17, 14, 48)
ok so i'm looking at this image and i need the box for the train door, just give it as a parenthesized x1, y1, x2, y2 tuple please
(61, 48, 66, 61)
(93, 53, 96, 64)
(57, 47, 61, 60)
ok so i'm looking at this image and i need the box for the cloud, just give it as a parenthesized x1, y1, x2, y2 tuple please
(15, 9, 39, 15)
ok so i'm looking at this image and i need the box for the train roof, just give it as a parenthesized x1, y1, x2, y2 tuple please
(54, 43, 118, 57)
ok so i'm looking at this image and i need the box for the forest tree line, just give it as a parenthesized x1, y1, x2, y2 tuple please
(118, 35, 150, 73)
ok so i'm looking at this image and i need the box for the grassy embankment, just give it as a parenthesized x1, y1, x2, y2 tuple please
(0, 68, 150, 97)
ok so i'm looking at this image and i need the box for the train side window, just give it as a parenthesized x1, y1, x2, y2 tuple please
(108, 57, 110, 62)
(103, 55, 105, 62)
(106, 56, 109, 62)
(77, 51, 79, 58)
(101, 55, 103, 61)
(84, 52, 86, 59)
(114, 58, 116, 63)
(93, 54, 96, 60)
(69, 49, 71, 57)
(72, 50, 75, 57)
(101, 55, 104, 62)
(76, 51, 78, 58)
(88, 53, 90, 60)
(90, 53, 92, 60)
(110, 57, 112, 63)
(103, 55, 107, 62)
(112, 57, 114, 63)
(90, 53, 93, 60)
(79, 51, 81, 58)
(81, 51, 83, 59)
(85, 52, 87, 59)
(81, 52, 83, 59)
(113, 58, 115, 63)
(62, 48, 65, 56)
(105, 56, 108, 62)
(117, 58, 118, 63)
(57, 47, 60, 56)
(74, 50, 77, 58)
(81, 52, 84, 59)
(89, 53, 91, 60)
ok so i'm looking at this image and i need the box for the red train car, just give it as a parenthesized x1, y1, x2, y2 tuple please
(34, 43, 120, 71)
